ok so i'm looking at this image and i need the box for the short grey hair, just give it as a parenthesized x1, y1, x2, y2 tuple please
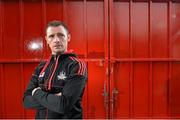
(46, 20, 69, 34)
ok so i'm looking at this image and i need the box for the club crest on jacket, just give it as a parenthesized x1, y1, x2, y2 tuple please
(57, 71, 67, 80)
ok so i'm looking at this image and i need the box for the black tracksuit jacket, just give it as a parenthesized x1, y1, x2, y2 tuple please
(23, 53, 87, 119)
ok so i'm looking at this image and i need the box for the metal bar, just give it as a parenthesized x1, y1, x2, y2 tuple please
(19, 0, 24, 59)
(109, 1, 114, 60)
(0, 1, 3, 117)
(19, 0, 25, 118)
(148, 0, 153, 117)
(0, 0, 2, 58)
(83, 0, 89, 118)
(63, 0, 67, 23)
(149, 62, 153, 118)
(167, 1, 172, 117)
(113, 0, 180, 2)
(0, 64, 5, 118)
(0, 1, 6, 118)
(84, 0, 87, 59)
(104, 60, 109, 118)
(20, 63, 25, 117)
(105, 0, 110, 118)
(1, 0, 4, 59)
(111, 58, 180, 62)
(106, 0, 109, 60)
(108, 0, 114, 118)
(130, 51, 134, 118)
(42, 0, 47, 59)
(0, 58, 180, 63)
(0, 1, 5, 113)
(2, 65, 6, 118)
(0, 59, 44, 63)
(168, 62, 172, 118)
(0, 59, 105, 63)
(129, 0, 134, 117)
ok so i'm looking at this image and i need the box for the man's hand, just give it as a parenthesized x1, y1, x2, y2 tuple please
(32, 87, 62, 96)
(32, 87, 41, 96)
(55, 92, 62, 96)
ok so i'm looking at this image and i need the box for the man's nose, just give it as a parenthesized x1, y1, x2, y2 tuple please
(54, 35, 60, 42)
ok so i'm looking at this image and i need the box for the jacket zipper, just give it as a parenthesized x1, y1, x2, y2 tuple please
(48, 55, 59, 90)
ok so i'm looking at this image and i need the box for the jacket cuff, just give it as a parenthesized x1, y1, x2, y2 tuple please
(32, 89, 45, 100)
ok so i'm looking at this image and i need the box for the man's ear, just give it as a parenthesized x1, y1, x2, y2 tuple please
(67, 34, 71, 42)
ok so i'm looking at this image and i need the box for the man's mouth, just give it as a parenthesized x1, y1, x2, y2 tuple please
(54, 45, 62, 48)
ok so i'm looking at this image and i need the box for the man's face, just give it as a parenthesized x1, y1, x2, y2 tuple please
(46, 26, 70, 55)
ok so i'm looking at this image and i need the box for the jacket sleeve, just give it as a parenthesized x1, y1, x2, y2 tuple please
(32, 61, 87, 114)
(23, 62, 46, 110)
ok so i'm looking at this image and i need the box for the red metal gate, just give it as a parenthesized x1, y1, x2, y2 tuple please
(0, 0, 180, 119)
(109, 1, 180, 118)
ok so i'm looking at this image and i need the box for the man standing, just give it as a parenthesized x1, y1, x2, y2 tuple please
(23, 20, 87, 119)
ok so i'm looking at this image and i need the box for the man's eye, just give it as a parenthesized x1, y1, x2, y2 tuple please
(49, 35, 54, 38)
(57, 33, 65, 37)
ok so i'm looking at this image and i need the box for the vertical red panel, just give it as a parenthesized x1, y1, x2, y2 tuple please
(82, 1, 88, 116)
(0, 65, 1, 117)
(23, 0, 43, 59)
(4, 64, 23, 118)
(170, 63, 180, 117)
(87, 62, 106, 118)
(132, 3, 149, 58)
(0, 64, 3, 118)
(3, 1, 20, 59)
(45, 0, 63, 22)
(152, 63, 168, 117)
(171, 3, 180, 58)
(148, 1, 153, 117)
(87, 1, 104, 59)
(133, 63, 149, 117)
(85, 0, 107, 118)
(131, 2, 149, 117)
(0, 0, 2, 58)
(151, 2, 169, 118)
(113, 63, 130, 118)
(152, 3, 168, 58)
(113, 2, 129, 58)
(66, 1, 86, 58)
(112, 1, 130, 118)
(0, 2, 3, 117)
(170, 2, 180, 118)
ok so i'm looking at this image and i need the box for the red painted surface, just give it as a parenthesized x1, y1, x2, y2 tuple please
(0, 0, 180, 119)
